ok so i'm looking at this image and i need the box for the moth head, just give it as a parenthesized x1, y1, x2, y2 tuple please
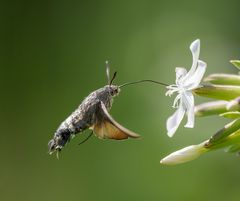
(108, 85, 120, 97)
(105, 61, 120, 96)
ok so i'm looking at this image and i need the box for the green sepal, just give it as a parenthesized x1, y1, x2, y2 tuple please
(204, 129, 240, 150)
(204, 73, 240, 85)
(219, 111, 240, 119)
(230, 60, 240, 70)
(224, 144, 240, 153)
(208, 118, 240, 145)
(194, 84, 240, 100)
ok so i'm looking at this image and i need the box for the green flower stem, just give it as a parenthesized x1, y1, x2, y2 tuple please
(195, 101, 228, 117)
(209, 118, 240, 144)
(204, 74, 240, 85)
(194, 84, 240, 100)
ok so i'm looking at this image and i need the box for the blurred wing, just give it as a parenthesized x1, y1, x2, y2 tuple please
(93, 102, 140, 140)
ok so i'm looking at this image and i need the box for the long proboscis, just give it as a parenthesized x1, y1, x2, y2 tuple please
(119, 79, 168, 88)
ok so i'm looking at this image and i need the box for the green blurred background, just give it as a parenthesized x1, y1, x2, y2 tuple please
(1, 0, 240, 200)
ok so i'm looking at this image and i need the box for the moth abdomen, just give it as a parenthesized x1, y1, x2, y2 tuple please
(48, 128, 72, 153)
(48, 111, 92, 153)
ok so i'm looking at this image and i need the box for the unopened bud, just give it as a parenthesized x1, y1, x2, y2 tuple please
(194, 85, 240, 101)
(195, 100, 228, 117)
(204, 74, 240, 85)
(226, 97, 240, 111)
(160, 143, 208, 165)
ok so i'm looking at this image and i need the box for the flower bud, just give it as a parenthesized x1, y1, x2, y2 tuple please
(160, 143, 208, 165)
(204, 74, 240, 85)
(195, 100, 228, 117)
(194, 85, 240, 100)
(226, 97, 240, 111)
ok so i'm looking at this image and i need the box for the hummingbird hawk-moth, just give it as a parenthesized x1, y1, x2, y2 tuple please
(48, 62, 140, 155)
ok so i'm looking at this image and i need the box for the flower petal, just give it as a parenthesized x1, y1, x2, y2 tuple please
(175, 67, 187, 84)
(166, 102, 185, 137)
(185, 105, 195, 128)
(185, 102, 195, 128)
(184, 60, 207, 90)
(182, 92, 194, 128)
(183, 39, 200, 81)
(182, 91, 194, 109)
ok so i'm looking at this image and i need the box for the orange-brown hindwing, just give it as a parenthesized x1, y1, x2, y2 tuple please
(93, 102, 140, 140)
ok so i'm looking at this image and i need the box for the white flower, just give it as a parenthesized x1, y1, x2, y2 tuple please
(166, 39, 207, 137)
(160, 143, 207, 165)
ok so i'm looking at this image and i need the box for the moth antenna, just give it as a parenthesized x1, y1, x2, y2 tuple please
(119, 79, 168, 88)
(106, 61, 110, 85)
(78, 131, 93, 146)
(110, 71, 117, 86)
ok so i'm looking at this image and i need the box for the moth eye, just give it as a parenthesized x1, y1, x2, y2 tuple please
(110, 90, 114, 96)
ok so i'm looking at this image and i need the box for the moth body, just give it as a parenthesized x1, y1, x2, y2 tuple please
(48, 64, 140, 155)
(48, 85, 121, 153)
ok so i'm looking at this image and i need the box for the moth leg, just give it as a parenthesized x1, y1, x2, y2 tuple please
(78, 131, 93, 145)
